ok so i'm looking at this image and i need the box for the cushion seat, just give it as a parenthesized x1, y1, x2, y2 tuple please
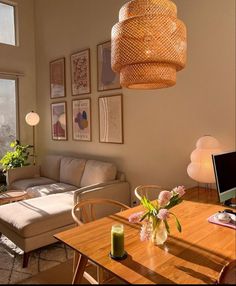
(11, 177, 56, 190)
(26, 183, 78, 198)
(0, 192, 74, 238)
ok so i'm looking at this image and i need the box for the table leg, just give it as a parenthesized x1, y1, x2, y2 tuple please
(72, 254, 88, 284)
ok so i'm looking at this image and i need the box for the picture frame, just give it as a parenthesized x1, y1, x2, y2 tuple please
(50, 57, 66, 99)
(71, 48, 91, 96)
(98, 94, 123, 144)
(51, 101, 67, 140)
(97, 40, 121, 91)
(72, 98, 91, 141)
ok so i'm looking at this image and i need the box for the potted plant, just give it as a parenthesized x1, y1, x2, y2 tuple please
(0, 140, 32, 191)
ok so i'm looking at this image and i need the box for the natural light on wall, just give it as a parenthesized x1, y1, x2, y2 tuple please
(0, 2, 16, 46)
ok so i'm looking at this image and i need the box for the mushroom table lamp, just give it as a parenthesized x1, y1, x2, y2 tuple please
(25, 111, 40, 165)
(187, 135, 222, 187)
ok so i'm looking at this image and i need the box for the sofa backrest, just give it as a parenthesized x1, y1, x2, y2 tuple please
(59, 157, 86, 187)
(80, 159, 117, 187)
(40, 155, 62, 181)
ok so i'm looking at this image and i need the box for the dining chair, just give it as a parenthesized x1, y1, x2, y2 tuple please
(134, 184, 168, 201)
(71, 198, 130, 284)
(217, 260, 236, 284)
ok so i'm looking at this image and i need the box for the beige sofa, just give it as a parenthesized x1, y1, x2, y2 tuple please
(0, 155, 130, 267)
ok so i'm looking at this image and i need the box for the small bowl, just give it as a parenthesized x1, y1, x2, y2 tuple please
(215, 212, 231, 223)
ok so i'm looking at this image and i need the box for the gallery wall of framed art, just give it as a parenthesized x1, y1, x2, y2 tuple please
(48, 39, 123, 144)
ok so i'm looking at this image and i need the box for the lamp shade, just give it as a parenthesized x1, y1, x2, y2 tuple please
(111, 0, 187, 89)
(187, 136, 221, 184)
(25, 111, 40, 126)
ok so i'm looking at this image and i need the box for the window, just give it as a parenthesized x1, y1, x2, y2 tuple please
(0, 1, 16, 46)
(0, 77, 18, 159)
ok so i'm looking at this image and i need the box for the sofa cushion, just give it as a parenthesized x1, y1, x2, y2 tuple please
(10, 177, 56, 191)
(60, 157, 86, 187)
(80, 160, 117, 187)
(40, 155, 62, 181)
(0, 192, 74, 238)
(26, 183, 78, 198)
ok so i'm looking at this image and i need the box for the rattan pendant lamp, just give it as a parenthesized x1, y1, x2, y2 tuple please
(111, 0, 187, 89)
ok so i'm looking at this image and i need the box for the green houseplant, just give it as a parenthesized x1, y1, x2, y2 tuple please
(0, 140, 32, 173)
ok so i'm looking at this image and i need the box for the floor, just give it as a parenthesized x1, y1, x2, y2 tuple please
(19, 259, 125, 284)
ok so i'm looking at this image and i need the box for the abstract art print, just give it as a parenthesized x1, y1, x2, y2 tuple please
(72, 98, 91, 141)
(71, 49, 91, 95)
(97, 40, 121, 91)
(51, 102, 67, 140)
(98, 94, 123, 144)
(50, 57, 66, 99)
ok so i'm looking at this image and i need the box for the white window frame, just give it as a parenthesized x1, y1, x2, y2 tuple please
(0, 0, 19, 47)
(0, 75, 20, 140)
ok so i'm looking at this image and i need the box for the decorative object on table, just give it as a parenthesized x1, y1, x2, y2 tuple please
(110, 224, 127, 260)
(51, 102, 67, 140)
(0, 140, 32, 172)
(49, 57, 66, 99)
(71, 48, 91, 96)
(72, 98, 91, 141)
(129, 186, 185, 245)
(187, 135, 221, 185)
(98, 94, 123, 144)
(97, 40, 121, 91)
(111, 0, 187, 89)
(25, 111, 40, 165)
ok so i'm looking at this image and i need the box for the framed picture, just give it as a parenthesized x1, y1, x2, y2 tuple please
(51, 101, 67, 140)
(98, 94, 123, 144)
(50, 57, 66, 99)
(71, 48, 91, 96)
(97, 40, 121, 91)
(72, 98, 91, 141)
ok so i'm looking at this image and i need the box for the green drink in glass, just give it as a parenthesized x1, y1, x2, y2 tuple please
(111, 224, 125, 258)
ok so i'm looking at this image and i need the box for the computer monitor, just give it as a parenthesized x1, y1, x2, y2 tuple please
(212, 151, 236, 208)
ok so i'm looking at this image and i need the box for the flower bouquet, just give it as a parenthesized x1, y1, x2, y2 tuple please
(128, 186, 185, 245)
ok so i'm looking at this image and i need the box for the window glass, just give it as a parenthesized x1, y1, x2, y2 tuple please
(0, 2, 16, 46)
(0, 78, 17, 159)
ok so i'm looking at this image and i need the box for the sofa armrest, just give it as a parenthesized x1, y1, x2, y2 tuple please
(6, 165, 40, 186)
(74, 180, 131, 207)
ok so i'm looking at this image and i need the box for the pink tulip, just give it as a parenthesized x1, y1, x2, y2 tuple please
(128, 211, 144, 223)
(158, 191, 172, 206)
(172, 186, 185, 197)
(157, 209, 170, 220)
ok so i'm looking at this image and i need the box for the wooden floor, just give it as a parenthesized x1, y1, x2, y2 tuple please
(19, 259, 125, 284)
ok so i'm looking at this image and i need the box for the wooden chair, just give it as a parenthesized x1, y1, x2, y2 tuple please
(134, 184, 168, 201)
(71, 198, 130, 284)
(217, 260, 236, 284)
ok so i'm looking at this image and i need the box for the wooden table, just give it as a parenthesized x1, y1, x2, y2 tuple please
(54, 187, 236, 284)
(0, 190, 28, 204)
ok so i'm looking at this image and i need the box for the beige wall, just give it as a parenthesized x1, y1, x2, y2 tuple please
(34, 0, 235, 202)
(0, 0, 36, 146)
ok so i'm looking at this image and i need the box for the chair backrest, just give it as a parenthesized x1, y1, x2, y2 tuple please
(217, 260, 236, 284)
(134, 185, 167, 201)
(72, 198, 130, 225)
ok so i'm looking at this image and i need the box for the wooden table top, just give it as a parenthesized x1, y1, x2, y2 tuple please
(55, 187, 236, 284)
(0, 190, 27, 204)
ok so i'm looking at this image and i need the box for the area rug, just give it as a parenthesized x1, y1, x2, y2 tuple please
(0, 235, 74, 284)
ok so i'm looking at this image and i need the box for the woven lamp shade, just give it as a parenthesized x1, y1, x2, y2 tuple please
(111, 0, 187, 89)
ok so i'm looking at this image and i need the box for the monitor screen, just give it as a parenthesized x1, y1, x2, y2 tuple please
(212, 151, 236, 204)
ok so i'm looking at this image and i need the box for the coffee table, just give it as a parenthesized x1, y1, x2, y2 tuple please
(0, 190, 28, 204)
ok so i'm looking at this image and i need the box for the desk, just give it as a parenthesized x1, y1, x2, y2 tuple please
(54, 188, 236, 284)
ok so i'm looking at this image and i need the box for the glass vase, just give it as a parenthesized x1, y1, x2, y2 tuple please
(151, 219, 168, 245)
